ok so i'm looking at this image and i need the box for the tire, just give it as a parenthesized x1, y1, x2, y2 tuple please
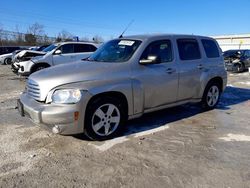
(31, 65, 48, 74)
(4, 58, 12, 65)
(84, 96, 126, 140)
(234, 63, 245, 73)
(201, 82, 221, 110)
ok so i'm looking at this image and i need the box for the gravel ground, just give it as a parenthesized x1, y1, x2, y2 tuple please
(0, 65, 250, 188)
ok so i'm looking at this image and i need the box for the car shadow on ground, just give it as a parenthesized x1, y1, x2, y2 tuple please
(74, 86, 250, 141)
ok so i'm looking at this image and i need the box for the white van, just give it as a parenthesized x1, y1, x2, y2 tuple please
(13, 42, 100, 75)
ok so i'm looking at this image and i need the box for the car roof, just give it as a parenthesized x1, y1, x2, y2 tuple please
(55, 41, 100, 47)
(120, 34, 214, 41)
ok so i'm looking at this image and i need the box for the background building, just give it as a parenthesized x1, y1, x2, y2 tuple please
(212, 34, 250, 52)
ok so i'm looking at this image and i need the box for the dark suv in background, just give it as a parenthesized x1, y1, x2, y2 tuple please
(0, 46, 21, 55)
(223, 49, 250, 72)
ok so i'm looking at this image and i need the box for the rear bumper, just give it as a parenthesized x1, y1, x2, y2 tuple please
(19, 92, 91, 135)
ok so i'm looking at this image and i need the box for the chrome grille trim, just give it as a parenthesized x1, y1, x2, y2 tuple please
(26, 79, 40, 100)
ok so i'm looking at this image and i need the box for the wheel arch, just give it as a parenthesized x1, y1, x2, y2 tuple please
(205, 77, 223, 92)
(85, 91, 129, 120)
(199, 76, 224, 99)
(30, 62, 50, 73)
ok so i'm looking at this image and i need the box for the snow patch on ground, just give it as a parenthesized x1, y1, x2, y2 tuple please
(134, 125, 169, 138)
(219, 133, 250, 142)
(88, 137, 129, 152)
(236, 81, 250, 85)
(89, 124, 170, 151)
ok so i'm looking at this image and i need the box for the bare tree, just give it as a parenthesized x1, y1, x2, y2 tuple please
(0, 23, 3, 46)
(25, 22, 45, 45)
(57, 30, 73, 42)
(15, 25, 24, 45)
(92, 35, 104, 43)
(80, 36, 90, 42)
(27, 22, 44, 36)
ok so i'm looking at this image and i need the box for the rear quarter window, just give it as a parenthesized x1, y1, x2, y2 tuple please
(177, 39, 201, 60)
(201, 39, 220, 58)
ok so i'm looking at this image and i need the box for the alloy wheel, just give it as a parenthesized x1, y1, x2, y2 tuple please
(206, 86, 219, 107)
(91, 103, 121, 136)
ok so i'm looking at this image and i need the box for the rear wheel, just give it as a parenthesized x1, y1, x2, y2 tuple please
(4, 58, 12, 65)
(201, 82, 221, 110)
(234, 63, 245, 73)
(84, 96, 126, 140)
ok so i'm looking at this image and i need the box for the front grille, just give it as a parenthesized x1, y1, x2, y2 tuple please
(26, 79, 40, 100)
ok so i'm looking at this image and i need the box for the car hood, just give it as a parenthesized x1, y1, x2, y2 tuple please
(29, 61, 129, 101)
(16, 50, 46, 58)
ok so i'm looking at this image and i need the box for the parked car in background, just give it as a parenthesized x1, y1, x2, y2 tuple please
(0, 46, 21, 55)
(28, 45, 50, 51)
(223, 49, 250, 72)
(0, 46, 24, 65)
(12, 41, 99, 75)
(0, 53, 13, 65)
(17, 34, 227, 140)
(36, 44, 50, 51)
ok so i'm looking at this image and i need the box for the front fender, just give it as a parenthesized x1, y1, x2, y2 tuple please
(56, 79, 134, 116)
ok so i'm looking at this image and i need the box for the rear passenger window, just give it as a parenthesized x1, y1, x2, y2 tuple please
(74, 44, 97, 53)
(201, 39, 220, 58)
(177, 39, 201, 60)
(140, 40, 173, 63)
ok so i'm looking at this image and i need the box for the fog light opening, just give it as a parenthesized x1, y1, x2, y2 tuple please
(52, 125, 61, 134)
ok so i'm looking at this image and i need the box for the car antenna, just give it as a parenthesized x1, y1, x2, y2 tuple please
(119, 19, 134, 38)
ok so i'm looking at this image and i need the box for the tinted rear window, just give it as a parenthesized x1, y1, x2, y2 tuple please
(201, 39, 220, 58)
(74, 44, 97, 53)
(177, 39, 201, 60)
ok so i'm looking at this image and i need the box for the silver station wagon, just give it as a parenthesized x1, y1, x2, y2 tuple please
(17, 34, 227, 140)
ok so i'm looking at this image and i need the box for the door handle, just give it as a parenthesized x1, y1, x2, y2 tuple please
(165, 68, 176, 74)
(197, 64, 204, 69)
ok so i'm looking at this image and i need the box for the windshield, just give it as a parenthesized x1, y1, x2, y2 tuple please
(88, 39, 141, 62)
(42, 44, 58, 52)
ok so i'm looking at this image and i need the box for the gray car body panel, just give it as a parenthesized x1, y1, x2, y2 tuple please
(20, 34, 227, 134)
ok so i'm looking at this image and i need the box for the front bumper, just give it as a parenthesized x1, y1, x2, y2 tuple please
(11, 62, 19, 74)
(19, 92, 90, 135)
(225, 63, 236, 72)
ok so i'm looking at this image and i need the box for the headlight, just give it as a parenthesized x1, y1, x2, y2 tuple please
(51, 89, 82, 104)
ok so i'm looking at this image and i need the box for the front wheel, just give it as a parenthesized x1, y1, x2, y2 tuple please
(31, 65, 48, 74)
(84, 97, 126, 140)
(201, 83, 221, 110)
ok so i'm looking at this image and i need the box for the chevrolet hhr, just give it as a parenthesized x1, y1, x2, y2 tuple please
(18, 34, 227, 140)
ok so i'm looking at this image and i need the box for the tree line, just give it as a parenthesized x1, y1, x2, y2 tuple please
(0, 22, 104, 46)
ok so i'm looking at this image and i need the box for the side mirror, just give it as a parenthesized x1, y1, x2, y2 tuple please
(54, 49, 62, 55)
(139, 55, 158, 65)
